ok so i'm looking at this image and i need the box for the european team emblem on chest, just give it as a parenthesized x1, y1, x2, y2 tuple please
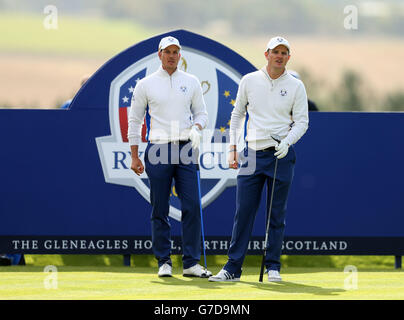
(180, 86, 187, 93)
(280, 89, 287, 96)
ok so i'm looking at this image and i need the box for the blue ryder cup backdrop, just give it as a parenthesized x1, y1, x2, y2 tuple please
(0, 30, 404, 256)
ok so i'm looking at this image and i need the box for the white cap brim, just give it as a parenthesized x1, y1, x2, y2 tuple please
(158, 36, 181, 51)
(266, 36, 290, 52)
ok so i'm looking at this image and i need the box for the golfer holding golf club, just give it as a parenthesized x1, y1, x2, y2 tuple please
(209, 36, 309, 282)
(128, 36, 212, 278)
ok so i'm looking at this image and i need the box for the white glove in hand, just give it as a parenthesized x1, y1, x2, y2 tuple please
(189, 125, 202, 150)
(274, 140, 289, 159)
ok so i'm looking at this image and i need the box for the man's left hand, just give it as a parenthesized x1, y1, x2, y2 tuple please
(189, 125, 202, 149)
(274, 140, 289, 159)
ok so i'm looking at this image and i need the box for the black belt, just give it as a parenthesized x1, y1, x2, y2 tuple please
(149, 140, 190, 145)
(257, 146, 276, 152)
(170, 140, 190, 145)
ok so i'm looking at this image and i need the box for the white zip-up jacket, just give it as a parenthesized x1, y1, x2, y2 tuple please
(128, 66, 208, 145)
(230, 67, 309, 150)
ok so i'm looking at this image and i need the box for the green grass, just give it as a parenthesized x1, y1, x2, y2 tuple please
(0, 12, 156, 57)
(0, 255, 401, 299)
(22, 254, 398, 269)
(0, 265, 403, 300)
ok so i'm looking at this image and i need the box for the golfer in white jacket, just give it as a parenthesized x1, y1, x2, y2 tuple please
(128, 36, 211, 278)
(209, 36, 309, 282)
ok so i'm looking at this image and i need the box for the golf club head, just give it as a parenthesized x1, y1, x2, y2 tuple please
(200, 272, 209, 278)
(270, 134, 281, 144)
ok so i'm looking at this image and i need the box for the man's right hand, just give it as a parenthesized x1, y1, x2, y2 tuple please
(228, 150, 238, 169)
(131, 157, 144, 176)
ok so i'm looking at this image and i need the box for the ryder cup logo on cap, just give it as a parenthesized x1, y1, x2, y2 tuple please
(158, 36, 181, 51)
(266, 36, 290, 52)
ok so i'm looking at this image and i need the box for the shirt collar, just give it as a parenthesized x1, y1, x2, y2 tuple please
(158, 65, 179, 77)
(261, 66, 288, 81)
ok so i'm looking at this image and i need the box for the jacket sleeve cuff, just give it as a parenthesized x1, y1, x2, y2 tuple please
(128, 136, 140, 146)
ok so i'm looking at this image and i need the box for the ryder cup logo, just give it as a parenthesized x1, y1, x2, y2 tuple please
(95, 33, 248, 221)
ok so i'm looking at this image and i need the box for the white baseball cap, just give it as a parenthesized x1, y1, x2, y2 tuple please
(158, 36, 181, 51)
(266, 36, 290, 52)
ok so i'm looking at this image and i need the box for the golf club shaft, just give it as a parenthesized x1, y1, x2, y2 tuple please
(196, 163, 208, 270)
(259, 157, 278, 282)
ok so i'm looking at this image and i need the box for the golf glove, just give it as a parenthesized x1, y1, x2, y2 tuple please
(189, 125, 202, 150)
(274, 139, 289, 159)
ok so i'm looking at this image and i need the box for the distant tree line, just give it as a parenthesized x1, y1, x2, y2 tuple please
(1, 0, 404, 37)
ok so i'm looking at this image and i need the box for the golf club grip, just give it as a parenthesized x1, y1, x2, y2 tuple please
(194, 145, 200, 171)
